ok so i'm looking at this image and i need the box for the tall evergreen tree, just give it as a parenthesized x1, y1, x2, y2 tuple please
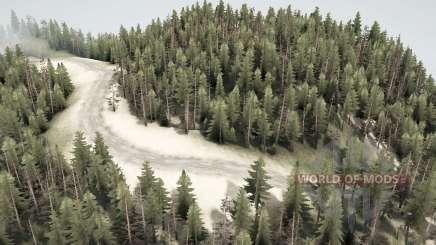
(176, 170, 195, 219)
(316, 191, 344, 245)
(255, 208, 272, 245)
(186, 203, 205, 244)
(244, 159, 272, 216)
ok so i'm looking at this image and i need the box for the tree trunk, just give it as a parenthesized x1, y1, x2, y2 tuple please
(275, 87, 288, 146)
(184, 94, 190, 134)
(140, 83, 148, 125)
(47, 77, 54, 115)
(165, 88, 171, 123)
(290, 211, 296, 245)
(71, 168, 79, 200)
(8, 182, 21, 228)
(139, 189, 147, 242)
(25, 171, 38, 210)
(132, 86, 138, 116)
(193, 75, 197, 129)
(29, 219, 38, 245)
(121, 60, 126, 97)
(246, 115, 251, 146)
(125, 198, 133, 245)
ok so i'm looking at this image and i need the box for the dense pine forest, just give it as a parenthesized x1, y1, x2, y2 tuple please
(1, 1, 436, 244)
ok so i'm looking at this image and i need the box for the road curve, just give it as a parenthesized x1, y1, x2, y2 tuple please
(45, 56, 294, 228)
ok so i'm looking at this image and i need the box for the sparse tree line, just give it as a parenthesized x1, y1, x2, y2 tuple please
(2, 1, 436, 244)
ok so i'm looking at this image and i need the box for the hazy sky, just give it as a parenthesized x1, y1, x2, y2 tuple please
(0, 0, 435, 76)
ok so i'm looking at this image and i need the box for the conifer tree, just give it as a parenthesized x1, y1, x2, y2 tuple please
(0, 172, 23, 236)
(286, 110, 302, 151)
(403, 167, 436, 242)
(283, 162, 313, 243)
(243, 91, 259, 146)
(234, 230, 252, 245)
(175, 67, 192, 134)
(186, 203, 204, 244)
(310, 97, 328, 146)
(71, 131, 92, 192)
(255, 208, 272, 245)
(232, 188, 253, 235)
(176, 170, 195, 219)
(227, 86, 241, 127)
(207, 98, 234, 144)
(244, 158, 272, 215)
(257, 110, 272, 152)
(215, 72, 225, 98)
(136, 161, 156, 196)
(93, 132, 112, 164)
(112, 183, 134, 245)
(343, 89, 359, 120)
(316, 191, 344, 245)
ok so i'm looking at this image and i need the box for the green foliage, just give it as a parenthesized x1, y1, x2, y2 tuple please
(254, 208, 272, 245)
(316, 191, 344, 245)
(234, 229, 252, 245)
(4, 3, 436, 244)
(403, 167, 436, 238)
(176, 170, 195, 219)
(244, 158, 272, 212)
(282, 162, 313, 241)
(232, 188, 253, 235)
(187, 203, 205, 244)
(207, 98, 235, 144)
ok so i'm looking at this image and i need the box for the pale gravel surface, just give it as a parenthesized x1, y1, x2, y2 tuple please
(44, 56, 294, 228)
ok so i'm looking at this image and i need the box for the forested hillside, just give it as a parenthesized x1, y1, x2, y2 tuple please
(1, 1, 436, 244)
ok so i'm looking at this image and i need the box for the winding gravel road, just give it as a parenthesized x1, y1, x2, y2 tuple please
(45, 56, 294, 228)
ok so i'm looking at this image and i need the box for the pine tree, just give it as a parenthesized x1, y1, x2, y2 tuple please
(403, 167, 436, 241)
(93, 132, 112, 164)
(237, 48, 254, 96)
(207, 98, 234, 144)
(257, 110, 271, 152)
(243, 91, 259, 146)
(353, 12, 362, 36)
(232, 188, 253, 235)
(154, 178, 170, 215)
(263, 85, 274, 116)
(343, 89, 359, 120)
(176, 170, 195, 219)
(227, 86, 241, 127)
(215, 72, 225, 98)
(55, 63, 74, 97)
(244, 158, 272, 215)
(71, 131, 92, 192)
(46, 210, 67, 245)
(186, 203, 205, 244)
(175, 67, 192, 134)
(0, 172, 23, 236)
(136, 161, 156, 197)
(0, 222, 13, 245)
(282, 162, 313, 243)
(143, 189, 162, 241)
(310, 97, 328, 146)
(364, 83, 384, 133)
(286, 110, 302, 151)
(255, 208, 272, 245)
(316, 191, 344, 245)
(71, 192, 116, 245)
(234, 230, 252, 245)
(112, 183, 134, 245)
